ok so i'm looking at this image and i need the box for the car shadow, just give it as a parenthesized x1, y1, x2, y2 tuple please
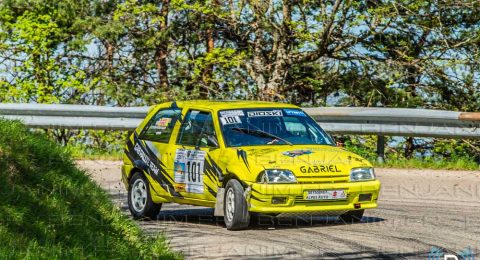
(148, 207, 385, 230)
(249, 215, 385, 230)
(107, 192, 386, 229)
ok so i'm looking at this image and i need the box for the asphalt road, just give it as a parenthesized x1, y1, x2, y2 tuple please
(80, 160, 480, 259)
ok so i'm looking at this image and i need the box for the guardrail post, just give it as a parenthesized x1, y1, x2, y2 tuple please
(376, 135, 385, 163)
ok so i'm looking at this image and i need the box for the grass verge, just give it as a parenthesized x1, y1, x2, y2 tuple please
(373, 157, 479, 170)
(0, 120, 179, 259)
(69, 146, 123, 161)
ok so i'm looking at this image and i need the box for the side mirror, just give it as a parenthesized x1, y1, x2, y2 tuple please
(198, 133, 219, 148)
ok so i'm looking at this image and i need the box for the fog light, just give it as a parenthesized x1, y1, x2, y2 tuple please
(359, 193, 372, 202)
(271, 197, 287, 204)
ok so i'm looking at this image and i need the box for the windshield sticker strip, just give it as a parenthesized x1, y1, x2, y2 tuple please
(220, 115, 241, 125)
(247, 110, 283, 117)
(284, 109, 306, 117)
(220, 110, 244, 116)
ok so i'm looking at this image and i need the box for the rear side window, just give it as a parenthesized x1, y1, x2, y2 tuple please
(177, 110, 217, 147)
(140, 108, 181, 143)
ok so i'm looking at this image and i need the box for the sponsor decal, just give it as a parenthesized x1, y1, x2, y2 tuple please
(220, 110, 245, 117)
(174, 184, 186, 192)
(126, 134, 182, 197)
(174, 148, 206, 194)
(220, 115, 241, 125)
(300, 165, 341, 173)
(174, 162, 186, 180)
(134, 143, 160, 175)
(247, 110, 283, 117)
(156, 117, 172, 129)
(284, 109, 306, 117)
(282, 149, 313, 157)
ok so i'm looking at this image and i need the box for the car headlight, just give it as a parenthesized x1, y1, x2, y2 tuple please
(350, 168, 375, 182)
(257, 169, 297, 184)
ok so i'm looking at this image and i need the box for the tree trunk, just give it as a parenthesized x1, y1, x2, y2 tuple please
(155, 0, 170, 91)
(199, 26, 215, 99)
(404, 137, 415, 158)
(154, 45, 169, 90)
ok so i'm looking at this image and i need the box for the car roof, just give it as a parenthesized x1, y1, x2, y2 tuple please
(154, 100, 299, 112)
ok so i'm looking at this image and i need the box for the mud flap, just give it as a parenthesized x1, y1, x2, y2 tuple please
(244, 186, 251, 208)
(214, 188, 225, 217)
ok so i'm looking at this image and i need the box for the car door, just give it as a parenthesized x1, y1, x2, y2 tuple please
(136, 107, 182, 198)
(172, 108, 220, 203)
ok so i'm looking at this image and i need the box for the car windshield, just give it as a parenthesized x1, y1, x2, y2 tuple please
(218, 108, 335, 147)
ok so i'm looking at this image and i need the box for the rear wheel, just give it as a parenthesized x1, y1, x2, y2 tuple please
(339, 210, 364, 223)
(224, 179, 250, 230)
(128, 172, 161, 220)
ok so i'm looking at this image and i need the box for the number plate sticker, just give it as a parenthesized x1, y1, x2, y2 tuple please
(304, 190, 346, 200)
(174, 149, 206, 194)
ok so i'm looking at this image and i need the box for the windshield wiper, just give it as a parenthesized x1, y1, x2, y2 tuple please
(231, 127, 292, 145)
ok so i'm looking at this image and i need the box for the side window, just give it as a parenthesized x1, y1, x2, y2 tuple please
(140, 108, 181, 143)
(177, 110, 218, 147)
(284, 117, 308, 137)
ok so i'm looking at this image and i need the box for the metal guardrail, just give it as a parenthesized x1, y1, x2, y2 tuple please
(1, 103, 479, 139)
(302, 107, 480, 162)
(0, 103, 147, 130)
(303, 107, 480, 139)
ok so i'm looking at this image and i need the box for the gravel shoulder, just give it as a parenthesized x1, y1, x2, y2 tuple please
(79, 160, 480, 259)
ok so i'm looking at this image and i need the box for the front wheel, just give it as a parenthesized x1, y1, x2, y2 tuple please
(128, 172, 161, 220)
(224, 179, 250, 230)
(339, 210, 364, 223)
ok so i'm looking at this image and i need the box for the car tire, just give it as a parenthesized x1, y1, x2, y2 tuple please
(224, 179, 250, 230)
(128, 172, 161, 220)
(339, 209, 364, 223)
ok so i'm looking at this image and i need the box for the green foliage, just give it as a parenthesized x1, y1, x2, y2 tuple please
(376, 157, 479, 171)
(68, 144, 123, 160)
(0, 119, 179, 259)
(341, 135, 479, 170)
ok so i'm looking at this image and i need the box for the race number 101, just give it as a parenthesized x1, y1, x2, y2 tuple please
(186, 161, 201, 182)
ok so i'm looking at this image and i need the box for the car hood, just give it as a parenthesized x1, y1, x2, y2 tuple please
(224, 145, 372, 180)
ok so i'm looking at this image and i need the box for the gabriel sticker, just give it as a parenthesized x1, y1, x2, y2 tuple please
(300, 165, 341, 173)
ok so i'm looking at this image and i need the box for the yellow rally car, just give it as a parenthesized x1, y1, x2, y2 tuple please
(122, 101, 380, 230)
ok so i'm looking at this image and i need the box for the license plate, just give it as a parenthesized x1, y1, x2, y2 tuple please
(305, 190, 346, 200)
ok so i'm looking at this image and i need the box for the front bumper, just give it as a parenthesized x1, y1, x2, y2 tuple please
(247, 180, 380, 214)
